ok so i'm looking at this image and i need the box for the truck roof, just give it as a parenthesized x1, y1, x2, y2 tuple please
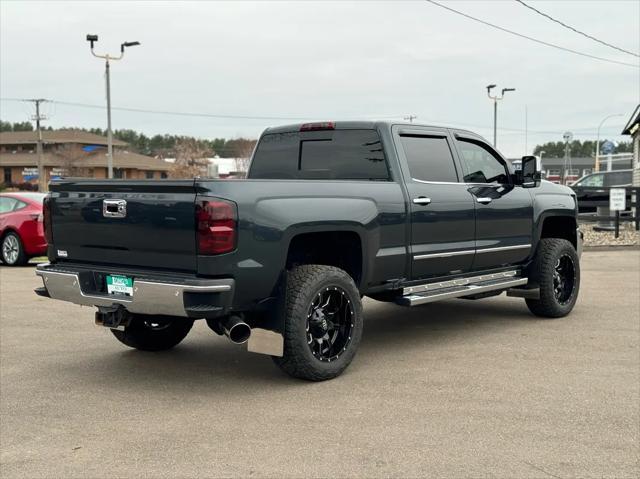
(263, 120, 485, 142)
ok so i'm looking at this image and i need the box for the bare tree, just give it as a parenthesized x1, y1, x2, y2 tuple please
(169, 138, 212, 178)
(53, 144, 93, 177)
(227, 138, 257, 175)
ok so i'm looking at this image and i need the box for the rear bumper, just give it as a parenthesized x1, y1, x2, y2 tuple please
(36, 263, 234, 318)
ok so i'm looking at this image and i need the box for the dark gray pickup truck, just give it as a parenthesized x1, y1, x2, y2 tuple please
(36, 121, 582, 380)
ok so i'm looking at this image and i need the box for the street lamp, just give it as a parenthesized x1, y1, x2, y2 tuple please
(486, 84, 515, 148)
(86, 34, 140, 179)
(594, 113, 623, 172)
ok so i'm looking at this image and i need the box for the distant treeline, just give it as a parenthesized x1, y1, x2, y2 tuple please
(533, 140, 632, 158)
(1, 120, 632, 159)
(0, 121, 256, 158)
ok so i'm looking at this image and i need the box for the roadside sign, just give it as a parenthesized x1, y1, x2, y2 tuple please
(609, 188, 626, 211)
(601, 140, 615, 155)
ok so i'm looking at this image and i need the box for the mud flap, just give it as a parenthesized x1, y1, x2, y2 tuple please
(246, 270, 287, 357)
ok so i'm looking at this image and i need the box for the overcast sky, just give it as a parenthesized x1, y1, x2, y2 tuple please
(1, 0, 638, 157)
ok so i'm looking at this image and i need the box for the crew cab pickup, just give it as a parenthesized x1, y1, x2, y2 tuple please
(36, 121, 582, 381)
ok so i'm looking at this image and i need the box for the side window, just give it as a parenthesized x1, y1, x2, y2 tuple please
(606, 171, 631, 186)
(13, 200, 28, 212)
(399, 135, 458, 182)
(250, 129, 389, 180)
(0, 197, 17, 214)
(579, 174, 604, 187)
(456, 140, 509, 184)
(299, 130, 388, 180)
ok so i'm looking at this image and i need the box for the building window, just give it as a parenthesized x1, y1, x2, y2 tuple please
(3, 167, 11, 184)
(547, 169, 560, 177)
(566, 169, 579, 177)
(145, 171, 154, 179)
(161, 172, 168, 179)
(113, 168, 125, 179)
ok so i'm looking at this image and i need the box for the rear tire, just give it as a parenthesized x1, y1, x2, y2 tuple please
(1, 232, 27, 266)
(111, 315, 194, 351)
(273, 265, 363, 381)
(525, 238, 580, 318)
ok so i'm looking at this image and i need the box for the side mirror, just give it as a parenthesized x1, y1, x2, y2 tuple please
(518, 155, 541, 188)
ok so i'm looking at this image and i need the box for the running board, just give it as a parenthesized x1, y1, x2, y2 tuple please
(397, 270, 528, 307)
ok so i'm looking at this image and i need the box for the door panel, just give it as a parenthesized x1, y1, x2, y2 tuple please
(393, 128, 476, 280)
(407, 182, 476, 279)
(468, 185, 533, 269)
(453, 137, 533, 270)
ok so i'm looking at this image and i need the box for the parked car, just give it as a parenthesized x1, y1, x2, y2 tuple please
(571, 169, 633, 213)
(36, 121, 582, 380)
(0, 192, 47, 266)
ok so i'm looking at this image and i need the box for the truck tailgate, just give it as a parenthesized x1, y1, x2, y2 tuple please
(49, 180, 198, 272)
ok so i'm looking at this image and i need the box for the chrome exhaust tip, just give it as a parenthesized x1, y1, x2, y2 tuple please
(223, 316, 251, 344)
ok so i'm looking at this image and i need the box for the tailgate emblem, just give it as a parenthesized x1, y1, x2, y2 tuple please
(103, 199, 127, 218)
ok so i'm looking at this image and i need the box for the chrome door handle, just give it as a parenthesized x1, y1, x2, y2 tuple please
(413, 197, 432, 205)
(476, 197, 492, 204)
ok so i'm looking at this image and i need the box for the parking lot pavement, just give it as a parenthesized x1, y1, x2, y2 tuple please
(1, 251, 638, 479)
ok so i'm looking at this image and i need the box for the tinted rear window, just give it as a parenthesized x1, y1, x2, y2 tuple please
(249, 129, 389, 180)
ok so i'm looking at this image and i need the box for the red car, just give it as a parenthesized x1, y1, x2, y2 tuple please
(0, 192, 47, 266)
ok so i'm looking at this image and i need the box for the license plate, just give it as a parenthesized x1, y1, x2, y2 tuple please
(106, 275, 134, 296)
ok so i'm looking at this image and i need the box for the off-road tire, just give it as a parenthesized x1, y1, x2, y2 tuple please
(273, 265, 363, 381)
(111, 315, 194, 351)
(1, 232, 28, 266)
(526, 238, 580, 318)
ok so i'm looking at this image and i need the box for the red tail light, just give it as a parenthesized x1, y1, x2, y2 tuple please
(43, 196, 53, 244)
(196, 199, 237, 255)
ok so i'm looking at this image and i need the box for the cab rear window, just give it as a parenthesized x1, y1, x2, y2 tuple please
(249, 129, 389, 180)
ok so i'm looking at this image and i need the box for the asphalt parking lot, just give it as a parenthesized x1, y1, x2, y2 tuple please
(1, 250, 638, 478)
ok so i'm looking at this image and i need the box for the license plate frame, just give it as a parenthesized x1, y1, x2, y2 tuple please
(106, 274, 134, 297)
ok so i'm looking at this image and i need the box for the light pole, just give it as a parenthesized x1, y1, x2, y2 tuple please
(594, 113, 623, 172)
(486, 84, 515, 148)
(86, 35, 140, 178)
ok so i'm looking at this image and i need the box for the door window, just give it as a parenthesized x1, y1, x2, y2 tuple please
(456, 140, 509, 184)
(606, 171, 632, 186)
(576, 173, 604, 187)
(399, 135, 458, 182)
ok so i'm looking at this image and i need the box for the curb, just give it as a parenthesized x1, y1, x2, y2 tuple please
(583, 245, 640, 252)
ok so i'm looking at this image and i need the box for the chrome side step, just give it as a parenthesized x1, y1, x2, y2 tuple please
(397, 270, 528, 307)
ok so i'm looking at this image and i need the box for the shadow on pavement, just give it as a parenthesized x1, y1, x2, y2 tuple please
(47, 296, 534, 394)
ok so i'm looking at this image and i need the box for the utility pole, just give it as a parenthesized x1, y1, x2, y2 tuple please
(486, 84, 515, 148)
(563, 131, 573, 185)
(24, 99, 48, 192)
(404, 115, 417, 123)
(86, 34, 140, 178)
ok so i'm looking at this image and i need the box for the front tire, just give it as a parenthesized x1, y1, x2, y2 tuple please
(273, 265, 363, 381)
(2, 232, 27, 266)
(111, 315, 194, 351)
(526, 238, 580, 318)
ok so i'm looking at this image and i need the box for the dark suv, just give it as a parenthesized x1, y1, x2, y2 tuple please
(572, 169, 632, 213)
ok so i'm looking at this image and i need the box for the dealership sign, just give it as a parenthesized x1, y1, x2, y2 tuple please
(22, 168, 38, 180)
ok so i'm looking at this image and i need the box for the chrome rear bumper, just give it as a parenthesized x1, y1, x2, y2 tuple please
(36, 263, 234, 318)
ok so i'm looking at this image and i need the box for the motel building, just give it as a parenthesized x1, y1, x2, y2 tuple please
(0, 130, 171, 189)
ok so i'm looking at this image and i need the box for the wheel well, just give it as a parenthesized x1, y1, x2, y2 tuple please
(1, 228, 18, 241)
(286, 231, 363, 287)
(540, 216, 577, 249)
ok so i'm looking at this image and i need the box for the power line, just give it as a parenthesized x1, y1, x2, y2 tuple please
(52, 100, 321, 122)
(0, 97, 625, 137)
(515, 0, 639, 58)
(425, 0, 639, 68)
